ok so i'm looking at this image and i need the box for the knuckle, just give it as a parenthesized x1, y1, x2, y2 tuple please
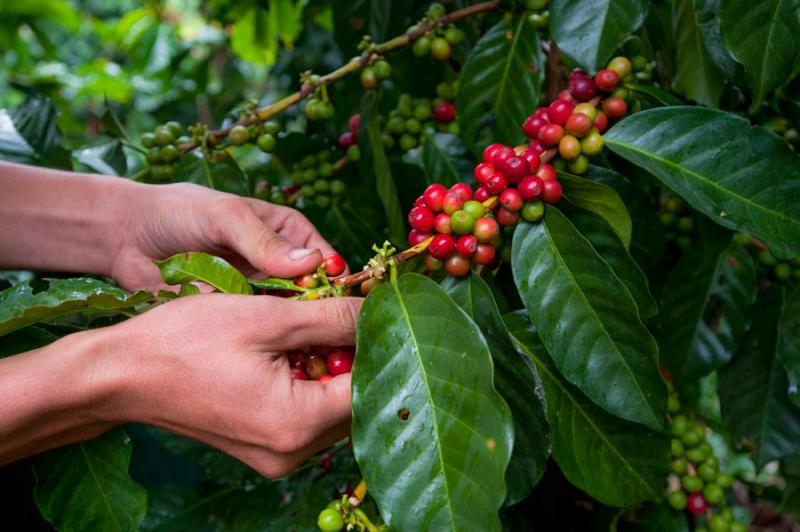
(323, 299, 358, 331)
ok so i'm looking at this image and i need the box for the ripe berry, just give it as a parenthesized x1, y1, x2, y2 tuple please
(408, 206, 435, 232)
(430, 38, 452, 61)
(349, 114, 361, 133)
(500, 188, 523, 211)
(686, 493, 708, 516)
(548, 99, 575, 125)
(518, 176, 544, 201)
(602, 97, 628, 120)
(536, 163, 557, 181)
(485, 172, 509, 195)
(433, 102, 456, 123)
(473, 217, 499, 243)
(518, 150, 540, 171)
(483, 143, 504, 162)
(327, 350, 354, 376)
(557, 89, 576, 103)
(607, 56, 632, 78)
(492, 146, 515, 168)
(338, 131, 356, 150)
(542, 179, 562, 203)
(474, 186, 491, 202)
(456, 235, 478, 257)
(305, 354, 328, 379)
(534, 107, 550, 120)
(462, 200, 484, 219)
(565, 113, 594, 137)
(449, 182, 473, 201)
(445, 255, 471, 277)
(291, 367, 310, 380)
(594, 69, 620, 91)
(229, 125, 249, 145)
(568, 73, 596, 101)
(559, 135, 581, 160)
(360, 277, 380, 295)
(434, 213, 452, 234)
(442, 192, 465, 214)
(413, 195, 427, 208)
(288, 351, 306, 369)
(450, 210, 476, 234)
(424, 183, 448, 212)
(538, 124, 564, 146)
(496, 207, 520, 226)
(296, 274, 319, 289)
(474, 162, 495, 184)
(528, 139, 546, 155)
(317, 508, 344, 532)
(429, 234, 456, 259)
(594, 111, 609, 133)
(408, 229, 432, 246)
(473, 243, 496, 265)
(500, 156, 529, 183)
(523, 115, 549, 139)
(322, 254, 347, 277)
(521, 201, 545, 222)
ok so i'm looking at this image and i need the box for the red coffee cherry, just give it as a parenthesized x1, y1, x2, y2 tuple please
(408, 206, 435, 232)
(474, 162, 495, 184)
(548, 99, 576, 125)
(442, 192, 465, 214)
(538, 124, 565, 146)
(327, 350, 354, 376)
(473, 243, 496, 265)
(536, 163, 557, 181)
(483, 143, 504, 163)
(559, 135, 581, 160)
(602, 97, 628, 120)
(349, 114, 361, 133)
(318, 375, 333, 384)
(485, 172, 509, 194)
(473, 217, 500, 243)
(445, 255, 471, 277)
(413, 195, 427, 208)
(500, 156, 530, 183)
(568, 72, 597, 101)
(423, 183, 448, 212)
(288, 351, 307, 369)
(534, 107, 550, 120)
(528, 139, 546, 155)
(296, 274, 319, 289)
(518, 150, 540, 172)
(557, 89, 576, 103)
(408, 229, 432, 246)
(456, 234, 478, 258)
(429, 234, 456, 259)
(492, 146, 515, 168)
(565, 113, 594, 137)
(686, 493, 708, 516)
(338, 131, 356, 150)
(449, 182, 474, 201)
(496, 207, 520, 226)
(518, 175, 544, 201)
(322, 254, 347, 277)
(500, 188, 524, 211)
(474, 186, 491, 202)
(434, 212, 452, 234)
(594, 111, 609, 133)
(594, 69, 620, 91)
(433, 101, 457, 123)
(523, 115, 549, 139)
(542, 179, 563, 203)
(291, 367, 310, 380)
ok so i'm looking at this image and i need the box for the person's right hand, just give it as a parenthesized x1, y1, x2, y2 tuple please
(96, 293, 362, 477)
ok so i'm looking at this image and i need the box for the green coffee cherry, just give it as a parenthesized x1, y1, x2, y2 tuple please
(668, 490, 687, 511)
(681, 475, 703, 493)
(257, 133, 276, 152)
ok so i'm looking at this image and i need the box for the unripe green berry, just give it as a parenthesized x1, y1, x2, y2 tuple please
(716, 472, 733, 488)
(462, 200, 484, 219)
(709, 514, 730, 532)
(373, 60, 392, 79)
(405, 118, 422, 134)
(165, 121, 183, 137)
(671, 414, 689, 436)
(141, 132, 156, 148)
(154, 127, 175, 146)
(668, 394, 681, 413)
(314, 179, 330, 193)
(521, 201, 545, 222)
(160, 144, 179, 162)
(681, 475, 704, 493)
(450, 210, 476, 234)
(427, 2, 446, 18)
(672, 457, 688, 475)
(667, 490, 687, 511)
(361, 67, 378, 89)
(444, 27, 465, 44)
(703, 483, 724, 506)
(146, 146, 162, 164)
(315, 194, 331, 208)
(399, 134, 417, 151)
(264, 120, 280, 135)
(317, 508, 344, 532)
(567, 154, 589, 174)
(671, 438, 685, 457)
(698, 463, 718, 483)
(412, 36, 431, 57)
(330, 179, 346, 196)
(346, 145, 361, 161)
(430, 37, 451, 61)
(229, 125, 249, 145)
(257, 133, 276, 152)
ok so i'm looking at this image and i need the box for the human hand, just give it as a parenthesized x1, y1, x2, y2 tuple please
(110, 183, 340, 291)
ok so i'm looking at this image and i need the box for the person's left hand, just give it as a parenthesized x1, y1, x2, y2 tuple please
(109, 183, 338, 291)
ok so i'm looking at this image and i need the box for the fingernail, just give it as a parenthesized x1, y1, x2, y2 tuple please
(288, 248, 315, 261)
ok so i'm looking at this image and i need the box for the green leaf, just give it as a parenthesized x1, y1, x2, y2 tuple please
(511, 208, 666, 430)
(0, 95, 71, 168)
(442, 274, 550, 506)
(0, 278, 152, 336)
(779, 285, 800, 407)
(720, 0, 800, 111)
(0, 325, 59, 358)
(172, 151, 250, 196)
(672, 0, 725, 106)
(231, 7, 278, 65)
(627, 503, 690, 532)
(421, 133, 474, 187)
(352, 273, 513, 531)
(247, 277, 303, 292)
(321, 204, 385, 268)
(605, 107, 800, 259)
(504, 311, 670, 507)
(457, 15, 543, 151)
(549, 0, 649, 72)
(362, 91, 405, 245)
(558, 201, 657, 319)
(33, 429, 147, 532)
(719, 285, 800, 466)
(156, 252, 252, 295)
(629, 84, 685, 108)
(73, 139, 127, 176)
(558, 170, 633, 248)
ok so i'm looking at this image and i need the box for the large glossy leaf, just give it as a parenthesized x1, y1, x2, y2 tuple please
(720, 0, 800, 111)
(698, 0, 740, 81)
(629, 84, 685, 108)
(0, 278, 152, 336)
(156, 252, 252, 295)
(779, 285, 800, 407)
(457, 15, 543, 151)
(605, 107, 800, 258)
(558, 171, 632, 248)
(0, 95, 71, 168)
(352, 273, 513, 531)
(672, 0, 725, 106)
(33, 429, 147, 532)
(362, 91, 405, 245)
(421, 133, 474, 187)
(73, 139, 127, 176)
(558, 201, 657, 318)
(172, 151, 249, 196)
(442, 274, 550, 506)
(626, 503, 690, 532)
(512, 208, 666, 430)
(549, 0, 649, 72)
(718, 286, 800, 466)
(504, 311, 669, 507)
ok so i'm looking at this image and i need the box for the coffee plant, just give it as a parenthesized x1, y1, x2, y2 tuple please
(1, 0, 800, 530)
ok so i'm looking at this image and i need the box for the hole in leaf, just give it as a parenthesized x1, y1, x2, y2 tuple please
(397, 407, 410, 421)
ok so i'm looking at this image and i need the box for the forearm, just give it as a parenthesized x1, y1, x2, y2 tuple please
(0, 328, 125, 464)
(0, 161, 140, 274)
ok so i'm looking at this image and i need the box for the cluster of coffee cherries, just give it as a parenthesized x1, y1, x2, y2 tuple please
(741, 241, 800, 284)
(666, 385, 747, 532)
(522, 57, 633, 176)
(525, 0, 550, 31)
(360, 59, 392, 90)
(409, 142, 562, 277)
(305, 93, 336, 122)
(660, 194, 695, 252)
(285, 149, 348, 208)
(409, 3, 464, 62)
(228, 119, 282, 153)
(383, 82, 459, 151)
(143, 121, 187, 180)
(288, 348, 354, 382)
(338, 113, 363, 161)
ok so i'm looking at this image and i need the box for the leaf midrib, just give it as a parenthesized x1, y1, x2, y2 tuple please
(80, 443, 124, 532)
(492, 16, 525, 117)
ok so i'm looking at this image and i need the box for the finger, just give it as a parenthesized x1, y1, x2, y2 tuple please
(246, 200, 336, 256)
(294, 373, 353, 435)
(263, 297, 363, 350)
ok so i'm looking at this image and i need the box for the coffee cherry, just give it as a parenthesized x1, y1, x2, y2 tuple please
(716, 472, 733, 488)
(408, 229, 432, 246)
(327, 350, 354, 376)
(450, 182, 473, 201)
(412, 36, 431, 56)
(305, 354, 328, 379)
(405, 118, 421, 134)
(518, 150, 541, 171)
(429, 234, 456, 259)
(708, 515, 729, 532)
(445, 255, 471, 276)
(500, 188, 524, 211)
(256, 132, 276, 152)
(580, 130, 604, 156)
(339, 131, 356, 150)
(399, 134, 418, 150)
(320, 254, 346, 277)
(602, 97, 628, 119)
(702, 483, 724, 506)
(682, 475, 704, 494)
(594, 111, 609, 133)
(348, 114, 361, 134)
(565, 113, 593, 137)
(485, 173, 509, 195)
(523, 115, 549, 139)
(483, 143, 504, 162)
(496, 207, 520, 226)
(492, 146, 515, 168)
(296, 274, 319, 289)
(409, 206, 435, 232)
(329, 179, 346, 195)
(442, 192, 465, 214)
(456, 234, 478, 258)
(288, 351, 306, 370)
(154, 127, 175, 146)
(548, 99, 575, 125)
(686, 446, 710, 463)
(729, 523, 747, 532)
(424, 183, 448, 212)
(373, 60, 391, 79)
(434, 213, 452, 234)
(557, 89, 576, 103)
(568, 73, 597, 102)
(538, 124, 564, 146)
(317, 508, 344, 532)
(668, 394, 681, 414)
(431, 38, 452, 61)
(518, 176, 544, 201)
(462, 200, 484, 219)
(473, 217, 499, 243)
(686, 493, 708, 515)
(671, 414, 689, 436)
(567, 154, 589, 174)
(451, 210, 476, 234)
(360, 277, 380, 295)
(528, 139, 546, 155)
(521, 201, 545, 222)
(424, 254, 444, 271)
(559, 135, 581, 160)
(291, 367, 310, 380)
(500, 156, 530, 183)
(682, 426, 704, 447)
(542, 179, 562, 203)
(141, 132, 156, 148)
(146, 146, 162, 164)
(474, 162, 495, 184)
(672, 457, 688, 475)
(594, 69, 620, 91)
(607, 56, 632, 78)
(433, 102, 456, 123)
(668, 491, 687, 511)
(473, 243, 496, 265)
